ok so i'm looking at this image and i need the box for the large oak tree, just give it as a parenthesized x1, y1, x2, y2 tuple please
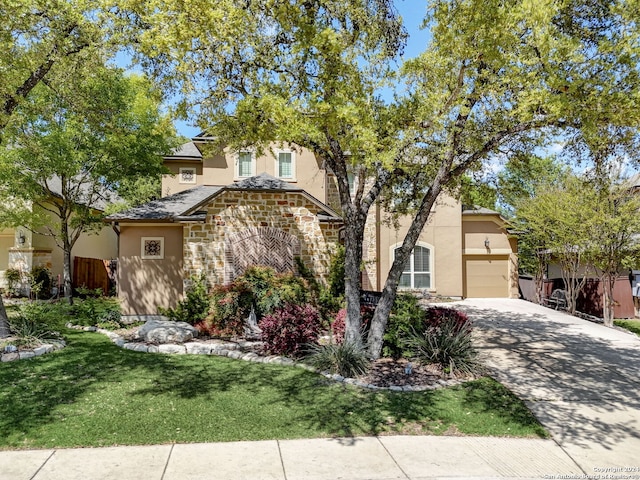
(126, 0, 640, 358)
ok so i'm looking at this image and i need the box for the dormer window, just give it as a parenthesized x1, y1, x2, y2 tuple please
(179, 167, 196, 184)
(276, 150, 295, 180)
(236, 151, 255, 178)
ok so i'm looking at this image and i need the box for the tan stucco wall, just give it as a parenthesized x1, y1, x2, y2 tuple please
(161, 161, 203, 196)
(0, 229, 13, 271)
(118, 225, 184, 315)
(183, 190, 341, 287)
(378, 195, 464, 297)
(162, 143, 328, 200)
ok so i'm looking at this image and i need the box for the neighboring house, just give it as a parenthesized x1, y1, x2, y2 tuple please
(108, 136, 519, 316)
(0, 180, 118, 295)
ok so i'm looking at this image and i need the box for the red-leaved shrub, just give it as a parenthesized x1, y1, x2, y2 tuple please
(259, 303, 322, 357)
(424, 307, 470, 333)
(330, 306, 374, 344)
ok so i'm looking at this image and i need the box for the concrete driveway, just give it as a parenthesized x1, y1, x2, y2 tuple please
(454, 298, 640, 473)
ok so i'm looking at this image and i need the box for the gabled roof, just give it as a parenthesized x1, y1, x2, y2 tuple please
(106, 173, 342, 223)
(106, 186, 222, 222)
(46, 176, 117, 212)
(163, 141, 203, 161)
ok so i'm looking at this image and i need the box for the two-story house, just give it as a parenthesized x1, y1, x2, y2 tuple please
(107, 135, 518, 316)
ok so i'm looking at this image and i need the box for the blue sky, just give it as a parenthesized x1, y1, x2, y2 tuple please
(169, 1, 432, 138)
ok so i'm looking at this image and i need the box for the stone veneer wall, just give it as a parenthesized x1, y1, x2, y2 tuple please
(183, 191, 341, 287)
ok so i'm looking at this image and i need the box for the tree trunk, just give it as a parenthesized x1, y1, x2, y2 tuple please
(367, 176, 446, 359)
(63, 245, 74, 305)
(602, 273, 615, 327)
(0, 296, 10, 338)
(343, 214, 365, 347)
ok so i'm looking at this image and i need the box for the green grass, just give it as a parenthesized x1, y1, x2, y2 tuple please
(0, 329, 547, 449)
(614, 319, 640, 337)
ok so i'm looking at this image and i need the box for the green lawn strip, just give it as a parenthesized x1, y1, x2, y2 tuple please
(614, 319, 640, 337)
(0, 329, 547, 449)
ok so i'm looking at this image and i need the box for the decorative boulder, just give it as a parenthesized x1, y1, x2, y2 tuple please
(137, 320, 198, 344)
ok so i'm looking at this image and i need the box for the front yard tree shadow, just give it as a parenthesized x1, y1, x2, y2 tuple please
(0, 328, 546, 448)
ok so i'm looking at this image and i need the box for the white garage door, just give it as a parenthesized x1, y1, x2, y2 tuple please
(464, 256, 509, 298)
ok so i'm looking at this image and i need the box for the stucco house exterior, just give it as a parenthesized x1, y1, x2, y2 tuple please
(108, 137, 518, 316)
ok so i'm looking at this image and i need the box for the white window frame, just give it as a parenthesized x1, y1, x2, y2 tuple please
(141, 237, 165, 260)
(347, 172, 356, 197)
(275, 149, 296, 181)
(235, 150, 256, 179)
(391, 242, 434, 290)
(179, 167, 197, 184)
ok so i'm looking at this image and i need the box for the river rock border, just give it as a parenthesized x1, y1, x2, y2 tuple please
(68, 324, 465, 392)
(1, 340, 66, 362)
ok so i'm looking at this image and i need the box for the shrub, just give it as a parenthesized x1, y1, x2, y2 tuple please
(382, 293, 426, 359)
(206, 280, 253, 337)
(69, 296, 121, 328)
(424, 306, 470, 333)
(330, 306, 374, 344)
(404, 314, 480, 375)
(9, 303, 60, 348)
(259, 303, 322, 357)
(241, 266, 310, 318)
(159, 273, 210, 325)
(327, 244, 345, 298)
(29, 266, 52, 299)
(305, 341, 371, 377)
(3, 268, 23, 297)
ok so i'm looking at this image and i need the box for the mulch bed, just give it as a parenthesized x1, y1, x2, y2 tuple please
(358, 358, 448, 387)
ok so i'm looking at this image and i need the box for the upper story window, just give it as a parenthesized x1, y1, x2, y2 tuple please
(276, 150, 295, 180)
(395, 244, 432, 289)
(236, 151, 255, 178)
(348, 173, 356, 196)
(179, 167, 196, 184)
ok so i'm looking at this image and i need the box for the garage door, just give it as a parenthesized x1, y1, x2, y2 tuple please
(464, 256, 509, 298)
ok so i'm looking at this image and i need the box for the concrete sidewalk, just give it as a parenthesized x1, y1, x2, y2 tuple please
(0, 435, 583, 480)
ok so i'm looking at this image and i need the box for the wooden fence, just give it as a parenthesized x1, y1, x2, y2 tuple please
(73, 257, 117, 295)
(519, 275, 635, 319)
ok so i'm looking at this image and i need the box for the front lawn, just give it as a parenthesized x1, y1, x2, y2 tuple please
(614, 319, 640, 337)
(0, 328, 547, 449)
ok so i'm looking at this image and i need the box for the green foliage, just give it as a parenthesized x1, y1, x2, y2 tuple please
(382, 293, 426, 359)
(3, 268, 23, 297)
(29, 266, 52, 299)
(327, 245, 346, 299)
(0, 62, 178, 301)
(68, 297, 122, 328)
(614, 320, 640, 337)
(8, 303, 60, 348)
(159, 274, 210, 325)
(207, 280, 254, 337)
(240, 266, 311, 318)
(314, 246, 347, 323)
(404, 316, 481, 376)
(305, 341, 371, 378)
(458, 175, 497, 210)
(497, 154, 567, 217)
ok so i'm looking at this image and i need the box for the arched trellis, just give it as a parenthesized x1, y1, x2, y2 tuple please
(224, 227, 301, 283)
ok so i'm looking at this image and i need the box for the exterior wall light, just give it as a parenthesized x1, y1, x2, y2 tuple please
(484, 237, 490, 249)
(17, 230, 26, 245)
